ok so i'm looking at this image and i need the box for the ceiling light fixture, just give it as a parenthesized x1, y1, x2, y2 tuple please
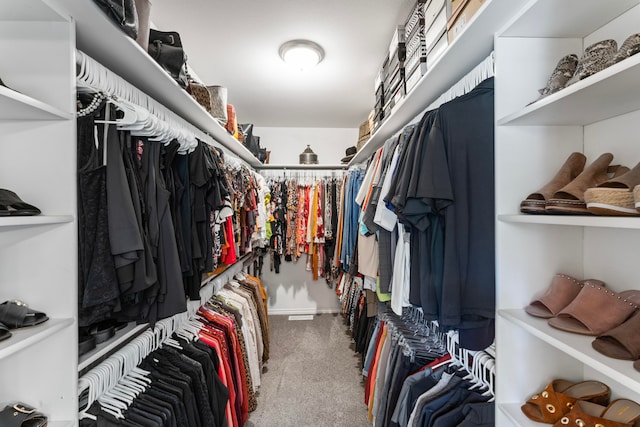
(279, 39, 325, 71)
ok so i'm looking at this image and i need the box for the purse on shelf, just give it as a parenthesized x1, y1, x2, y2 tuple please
(148, 29, 189, 89)
(207, 85, 228, 125)
(93, 0, 138, 40)
(189, 80, 213, 114)
(0, 403, 47, 427)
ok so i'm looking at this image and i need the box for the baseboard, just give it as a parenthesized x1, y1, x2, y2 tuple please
(268, 308, 341, 316)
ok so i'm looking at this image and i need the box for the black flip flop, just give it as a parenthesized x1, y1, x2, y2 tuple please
(0, 189, 41, 216)
(0, 300, 49, 329)
(0, 322, 11, 342)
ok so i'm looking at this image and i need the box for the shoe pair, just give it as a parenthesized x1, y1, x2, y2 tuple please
(521, 379, 640, 426)
(525, 273, 640, 336)
(520, 152, 633, 215)
(527, 274, 640, 373)
(533, 33, 640, 103)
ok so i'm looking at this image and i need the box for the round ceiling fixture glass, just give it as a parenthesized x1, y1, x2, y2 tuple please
(279, 39, 325, 71)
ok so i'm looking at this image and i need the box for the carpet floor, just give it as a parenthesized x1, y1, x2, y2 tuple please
(246, 313, 371, 427)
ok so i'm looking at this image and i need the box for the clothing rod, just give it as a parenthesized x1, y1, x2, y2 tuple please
(75, 50, 249, 169)
(256, 164, 349, 170)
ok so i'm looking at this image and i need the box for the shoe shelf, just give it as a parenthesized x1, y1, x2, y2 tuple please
(0, 86, 73, 121)
(497, 52, 640, 126)
(499, 0, 639, 39)
(498, 214, 640, 230)
(348, 0, 524, 166)
(499, 309, 640, 395)
(0, 318, 74, 361)
(0, 215, 74, 228)
(50, 0, 262, 168)
(78, 322, 148, 374)
(498, 403, 537, 427)
(49, 421, 75, 427)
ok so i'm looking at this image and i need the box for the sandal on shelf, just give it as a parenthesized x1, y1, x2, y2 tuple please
(545, 153, 627, 215)
(553, 399, 640, 427)
(525, 274, 588, 319)
(88, 321, 116, 344)
(0, 322, 11, 342)
(547, 282, 640, 336)
(585, 161, 640, 216)
(0, 300, 49, 329)
(592, 310, 640, 360)
(0, 403, 47, 427)
(0, 189, 41, 216)
(521, 379, 611, 423)
(520, 152, 586, 214)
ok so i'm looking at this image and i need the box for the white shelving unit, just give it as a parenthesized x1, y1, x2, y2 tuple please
(78, 323, 148, 373)
(495, 1, 640, 425)
(348, 0, 525, 166)
(0, 0, 77, 424)
(51, 0, 262, 168)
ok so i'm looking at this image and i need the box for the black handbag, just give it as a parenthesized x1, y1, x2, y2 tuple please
(148, 29, 189, 89)
(93, 0, 138, 40)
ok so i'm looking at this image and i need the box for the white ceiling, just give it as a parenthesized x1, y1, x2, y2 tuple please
(150, 0, 414, 129)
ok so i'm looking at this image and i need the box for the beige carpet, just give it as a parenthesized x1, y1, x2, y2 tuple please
(246, 313, 371, 427)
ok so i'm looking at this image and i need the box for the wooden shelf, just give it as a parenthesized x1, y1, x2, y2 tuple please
(0, 318, 73, 360)
(78, 323, 148, 373)
(498, 214, 640, 229)
(499, 309, 640, 395)
(349, 0, 523, 166)
(499, 0, 639, 38)
(51, 0, 262, 167)
(497, 53, 640, 126)
(0, 215, 73, 228)
(0, 86, 73, 120)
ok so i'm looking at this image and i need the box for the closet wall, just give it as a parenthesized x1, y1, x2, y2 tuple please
(495, 1, 640, 424)
(256, 126, 357, 164)
(261, 258, 341, 315)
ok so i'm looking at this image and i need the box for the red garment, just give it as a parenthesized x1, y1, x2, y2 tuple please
(198, 333, 236, 427)
(221, 216, 237, 264)
(199, 306, 248, 423)
(364, 321, 385, 405)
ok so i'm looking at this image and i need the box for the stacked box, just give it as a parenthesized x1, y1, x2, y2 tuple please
(404, 0, 428, 94)
(424, 0, 451, 68)
(382, 25, 406, 119)
(373, 59, 387, 131)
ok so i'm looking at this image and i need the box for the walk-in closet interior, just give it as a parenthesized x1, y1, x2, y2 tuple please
(2, 0, 640, 426)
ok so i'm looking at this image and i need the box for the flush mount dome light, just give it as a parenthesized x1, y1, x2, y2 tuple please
(279, 39, 325, 71)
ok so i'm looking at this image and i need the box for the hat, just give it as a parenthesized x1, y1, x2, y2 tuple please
(341, 146, 357, 163)
(565, 39, 617, 87)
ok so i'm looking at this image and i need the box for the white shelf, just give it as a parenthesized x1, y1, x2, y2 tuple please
(0, 0, 69, 22)
(498, 214, 640, 229)
(349, 0, 524, 166)
(498, 403, 537, 427)
(50, 0, 262, 167)
(500, 0, 639, 38)
(0, 318, 73, 360)
(497, 53, 640, 126)
(499, 309, 640, 395)
(0, 86, 73, 120)
(49, 421, 75, 427)
(0, 215, 73, 228)
(78, 323, 148, 372)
